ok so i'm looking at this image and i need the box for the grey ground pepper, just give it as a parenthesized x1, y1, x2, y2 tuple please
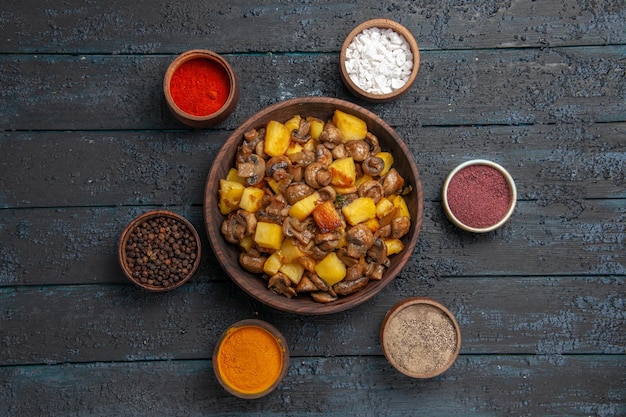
(384, 303, 458, 375)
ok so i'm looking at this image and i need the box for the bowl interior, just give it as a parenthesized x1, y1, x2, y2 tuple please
(118, 210, 201, 292)
(380, 297, 462, 378)
(213, 319, 289, 399)
(163, 49, 240, 126)
(204, 97, 423, 314)
(442, 159, 517, 233)
(340, 19, 420, 102)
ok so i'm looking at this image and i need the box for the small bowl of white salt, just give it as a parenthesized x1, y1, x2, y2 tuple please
(340, 19, 420, 102)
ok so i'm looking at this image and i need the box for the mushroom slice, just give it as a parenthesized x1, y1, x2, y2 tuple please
(333, 276, 369, 296)
(221, 213, 244, 244)
(357, 180, 384, 203)
(283, 216, 314, 246)
(284, 183, 314, 205)
(236, 210, 257, 236)
(365, 132, 381, 154)
(331, 144, 348, 160)
(310, 291, 338, 303)
(318, 185, 337, 203)
(295, 274, 318, 293)
(237, 153, 266, 186)
(345, 140, 370, 162)
(362, 156, 385, 176)
(315, 232, 341, 252)
(315, 144, 333, 167)
(390, 216, 411, 239)
(381, 168, 405, 196)
(365, 237, 389, 281)
(221, 209, 254, 244)
(291, 119, 312, 144)
(239, 252, 266, 274)
(345, 224, 374, 259)
(319, 121, 343, 147)
(268, 273, 297, 298)
(304, 162, 332, 189)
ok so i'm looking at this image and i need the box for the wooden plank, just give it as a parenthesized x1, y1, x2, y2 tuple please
(1, 200, 624, 286)
(1, 122, 624, 209)
(1, 356, 624, 416)
(1, 46, 624, 131)
(1, 276, 624, 365)
(1, 0, 624, 54)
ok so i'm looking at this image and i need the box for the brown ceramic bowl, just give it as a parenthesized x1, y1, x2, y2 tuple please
(213, 319, 289, 399)
(118, 210, 201, 292)
(380, 297, 462, 378)
(442, 159, 517, 233)
(204, 97, 424, 315)
(163, 49, 240, 128)
(340, 19, 420, 102)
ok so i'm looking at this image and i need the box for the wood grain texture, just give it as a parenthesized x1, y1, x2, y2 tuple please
(1, 276, 623, 366)
(1, 122, 624, 209)
(1, 356, 623, 416)
(1, 0, 624, 53)
(1, 199, 623, 287)
(1, 0, 624, 414)
(1, 46, 624, 131)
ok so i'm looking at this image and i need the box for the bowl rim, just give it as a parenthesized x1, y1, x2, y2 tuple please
(118, 209, 201, 292)
(441, 159, 517, 233)
(204, 96, 424, 315)
(340, 18, 420, 102)
(380, 296, 462, 378)
(213, 319, 289, 399)
(163, 49, 239, 125)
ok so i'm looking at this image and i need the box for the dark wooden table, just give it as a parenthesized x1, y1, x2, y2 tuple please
(1, 1, 625, 415)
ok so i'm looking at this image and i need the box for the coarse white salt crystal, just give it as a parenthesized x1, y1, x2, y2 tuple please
(344, 26, 414, 95)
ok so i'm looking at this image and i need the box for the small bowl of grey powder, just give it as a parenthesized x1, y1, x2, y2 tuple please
(380, 297, 461, 378)
(340, 19, 420, 102)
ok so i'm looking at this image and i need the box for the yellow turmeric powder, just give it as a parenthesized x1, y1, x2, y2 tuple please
(216, 324, 284, 395)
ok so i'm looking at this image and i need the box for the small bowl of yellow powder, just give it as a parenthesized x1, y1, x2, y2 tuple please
(213, 319, 289, 399)
(380, 297, 461, 378)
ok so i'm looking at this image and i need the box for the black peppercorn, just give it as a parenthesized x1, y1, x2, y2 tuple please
(124, 215, 198, 289)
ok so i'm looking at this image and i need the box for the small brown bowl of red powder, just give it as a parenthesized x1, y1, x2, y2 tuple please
(442, 159, 517, 233)
(164, 49, 240, 128)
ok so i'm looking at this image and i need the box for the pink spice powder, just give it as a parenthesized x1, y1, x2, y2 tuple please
(446, 164, 511, 229)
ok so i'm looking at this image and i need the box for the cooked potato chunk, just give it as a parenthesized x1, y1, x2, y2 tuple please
(312, 200, 343, 233)
(315, 252, 346, 286)
(263, 251, 282, 276)
(264, 120, 292, 157)
(288, 191, 321, 221)
(219, 179, 245, 215)
(384, 238, 405, 256)
(280, 261, 305, 284)
(238, 187, 265, 213)
(332, 109, 367, 142)
(254, 221, 284, 250)
(342, 197, 377, 226)
(329, 157, 356, 187)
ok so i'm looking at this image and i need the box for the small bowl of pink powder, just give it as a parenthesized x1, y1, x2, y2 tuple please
(442, 159, 517, 233)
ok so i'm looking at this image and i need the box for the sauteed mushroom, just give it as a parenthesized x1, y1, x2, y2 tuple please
(304, 162, 332, 189)
(345, 140, 370, 162)
(362, 155, 385, 176)
(237, 153, 266, 186)
(219, 110, 413, 304)
(268, 273, 297, 298)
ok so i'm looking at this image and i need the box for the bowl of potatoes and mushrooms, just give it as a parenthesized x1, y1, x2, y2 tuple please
(204, 97, 423, 315)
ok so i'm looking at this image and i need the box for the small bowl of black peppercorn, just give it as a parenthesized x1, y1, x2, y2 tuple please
(118, 210, 201, 292)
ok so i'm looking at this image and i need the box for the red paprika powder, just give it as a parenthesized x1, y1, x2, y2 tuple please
(169, 58, 230, 116)
(446, 164, 512, 229)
